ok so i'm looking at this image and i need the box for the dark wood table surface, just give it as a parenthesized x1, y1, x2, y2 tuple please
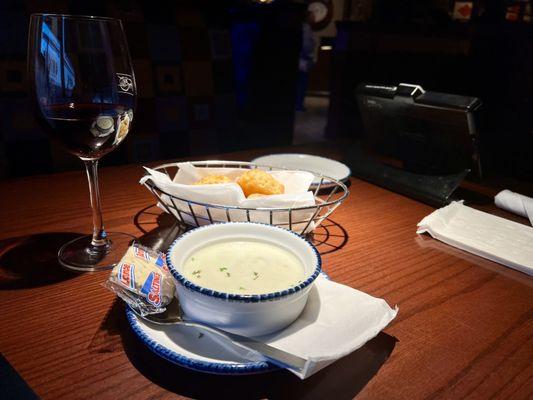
(1, 145, 532, 400)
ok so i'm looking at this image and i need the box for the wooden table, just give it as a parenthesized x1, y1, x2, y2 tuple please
(1, 146, 532, 400)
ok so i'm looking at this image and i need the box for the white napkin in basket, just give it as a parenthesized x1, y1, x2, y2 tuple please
(140, 163, 318, 233)
(199, 275, 398, 379)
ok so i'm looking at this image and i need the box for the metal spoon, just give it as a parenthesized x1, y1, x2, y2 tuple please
(130, 296, 307, 372)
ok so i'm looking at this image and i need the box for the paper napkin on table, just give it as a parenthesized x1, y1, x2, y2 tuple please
(140, 163, 317, 232)
(495, 189, 533, 226)
(417, 201, 533, 275)
(200, 276, 398, 379)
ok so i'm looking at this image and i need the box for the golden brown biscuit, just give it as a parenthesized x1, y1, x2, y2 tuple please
(193, 175, 232, 185)
(236, 170, 284, 197)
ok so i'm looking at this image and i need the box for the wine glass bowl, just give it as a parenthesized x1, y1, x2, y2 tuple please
(40, 103, 133, 159)
(28, 14, 137, 271)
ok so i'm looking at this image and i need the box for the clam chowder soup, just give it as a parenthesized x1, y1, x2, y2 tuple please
(183, 240, 305, 294)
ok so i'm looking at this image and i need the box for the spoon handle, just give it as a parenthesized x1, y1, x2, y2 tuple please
(131, 304, 307, 372)
(181, 321, 307, 372)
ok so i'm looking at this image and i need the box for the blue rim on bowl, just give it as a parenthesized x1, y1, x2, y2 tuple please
(165, 222, 322, 303)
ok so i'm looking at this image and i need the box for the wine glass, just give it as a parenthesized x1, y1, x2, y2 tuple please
(28, 14, 137, 271)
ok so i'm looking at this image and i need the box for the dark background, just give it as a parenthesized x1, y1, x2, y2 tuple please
(329, 0, 533, 180)
(0, 0, 303, 178)
(1, 0, 532, 180)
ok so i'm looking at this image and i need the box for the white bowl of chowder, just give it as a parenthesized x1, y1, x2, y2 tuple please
(166, 222, 322, 337)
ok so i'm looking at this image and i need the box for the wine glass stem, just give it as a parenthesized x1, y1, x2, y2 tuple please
(83, 159, 109, 248)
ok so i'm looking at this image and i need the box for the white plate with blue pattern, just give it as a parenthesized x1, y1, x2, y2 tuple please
(127, 271, 329, 375)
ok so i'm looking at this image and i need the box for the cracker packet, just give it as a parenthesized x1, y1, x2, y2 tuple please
(103, 243, 175, 316)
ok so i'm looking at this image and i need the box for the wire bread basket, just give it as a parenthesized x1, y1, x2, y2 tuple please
(142, 160, 350, 236)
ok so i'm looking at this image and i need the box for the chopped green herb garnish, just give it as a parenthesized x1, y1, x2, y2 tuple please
(253, 271, 259, 280)
(219, 267, 228, 272)
(225, 272, 231, 277)
(191, 257, 195, 261)
(239, 286, 246, 291)
(192, 270, 202, 279)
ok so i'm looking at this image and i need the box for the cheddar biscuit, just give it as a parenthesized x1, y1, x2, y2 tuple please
(236, 170, 284, 197)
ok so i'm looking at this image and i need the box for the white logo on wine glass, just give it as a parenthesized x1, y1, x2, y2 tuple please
(117, 73, 133, 94)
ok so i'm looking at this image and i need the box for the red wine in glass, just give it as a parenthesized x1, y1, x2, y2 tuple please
(28, 14, 137, 271)
(41, 103, 133, 159)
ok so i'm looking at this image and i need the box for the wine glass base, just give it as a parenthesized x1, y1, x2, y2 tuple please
(58, 232, 136, 272)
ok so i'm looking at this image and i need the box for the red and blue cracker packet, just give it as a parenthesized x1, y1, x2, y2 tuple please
(104, 243, 175, 316)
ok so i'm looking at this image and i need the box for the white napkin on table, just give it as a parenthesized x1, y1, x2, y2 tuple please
(140, 163, 317, 233)
(201, 276, 398, 379)
(417, 201, 533, 275)
(495, 189, 533, 226)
